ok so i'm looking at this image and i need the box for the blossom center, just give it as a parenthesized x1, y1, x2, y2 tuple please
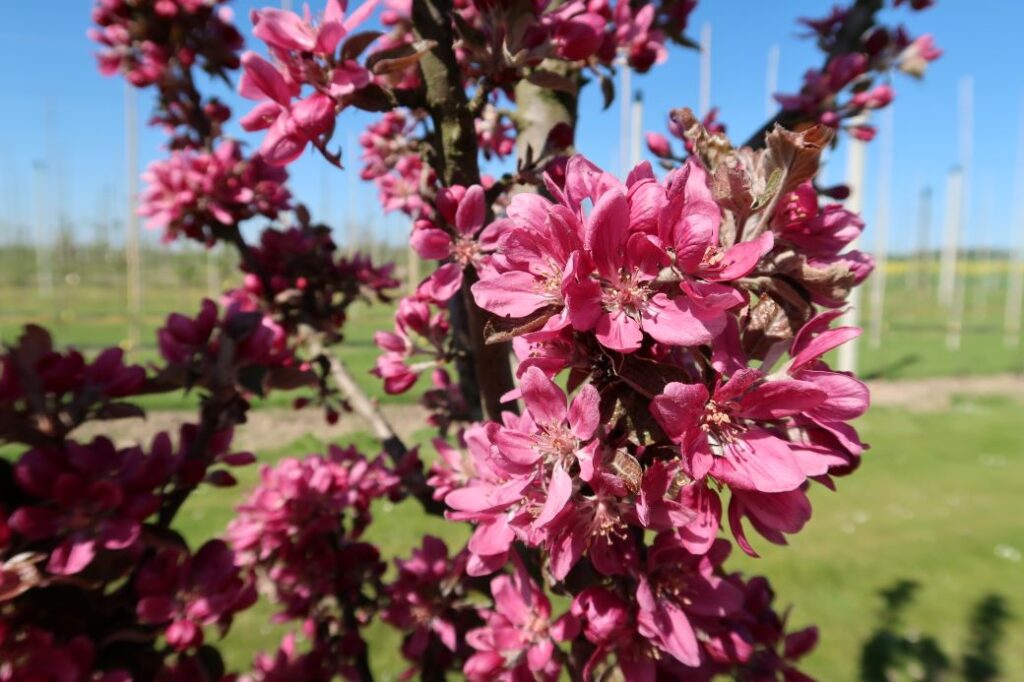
(452, 236, 480, 266)
(701, 399, 744, 448)
(602, 269, 650, 317)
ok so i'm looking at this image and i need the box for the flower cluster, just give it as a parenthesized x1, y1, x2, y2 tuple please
(0, 326, 146, 444)
(9, 437, 163, 576)
(158, 297, 291, 386)
(464, 558, 579, 680)
(0, 628, 129, 682)
(240, 0, 425, 166)
(139, 140, 291, 244)
(228, 445, 406, 678)
(472, 154, 769, 353)
(373, 296, 450, 395)
(381, 535, 477, 676)
(776, 3, 941, 140)
(90, 0, 243, 147)
(430, 144, 867, 675)
(228, 445, 400, 620)
(0, 415, 257, 679)
(136, 540, 257, 651)
(74, 0, 943, 677)
(241, 218, 401, 340)
(90, 0, 242, 88)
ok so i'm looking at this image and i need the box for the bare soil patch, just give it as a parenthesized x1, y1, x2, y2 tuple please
(79, 374, 1024, 451)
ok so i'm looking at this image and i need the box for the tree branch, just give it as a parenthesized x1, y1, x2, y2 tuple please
(412, 0, 516, 421)
(323, 348, 445, 516)
(512, 60, 580, 170)
(742, 0, 884, 149)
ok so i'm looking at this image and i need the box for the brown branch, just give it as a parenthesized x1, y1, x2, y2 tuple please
(412, 0, 516, 421)
(343, 605, 375, 682)
(742, 0, 884, 149)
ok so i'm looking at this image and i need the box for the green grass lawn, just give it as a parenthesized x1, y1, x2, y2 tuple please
(156, 394, 1024, 680)
(3, 257, 1024, 386)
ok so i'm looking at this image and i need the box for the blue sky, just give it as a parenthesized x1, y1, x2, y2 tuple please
(2, 0, 1022, 254)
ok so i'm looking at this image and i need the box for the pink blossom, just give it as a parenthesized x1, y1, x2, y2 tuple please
(251, 0, 380, 56)
(464, 559, 579, 681)
(243, 634, 334, 682)
(9, 437, 162, 575)
(410, 184, 500, 301)
(900, 33, 942, 77)
(0, 628, 130, 682)
(613, 2, 668, 72)
(382, 536, 470, 673)
(241, 0, 382, 165)
(140, 140, 290, 243)
(372, 295, 450, 395)
(635, 535, 743, 669)
(650, 370, 826, 494)
(135, 540, 257, 651)
(475, 104, 516, 160)
(473, 155, 748, 353)
(238, 52, 335, 166)
(227, 446, 397, 619)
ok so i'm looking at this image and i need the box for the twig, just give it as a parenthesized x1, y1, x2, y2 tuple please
(343, 605, 376, 682)
(412, 0, 517, 421)
(742, 0, 884, 149)
(322, 346, 446, 516)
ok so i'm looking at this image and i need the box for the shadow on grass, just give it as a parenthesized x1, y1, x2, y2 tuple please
(861, 354, 921, 381)
(859, 580, 1012, 682)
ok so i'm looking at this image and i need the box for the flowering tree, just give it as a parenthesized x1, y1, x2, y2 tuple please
(0, 0, 940, 679)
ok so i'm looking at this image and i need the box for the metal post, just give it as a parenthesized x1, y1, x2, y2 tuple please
(765, 44, 780, 118)
(836, 115, 869, 373)
(914, 186, 932, 290)
(868, 106, 894, 348)
(941, 169, 964, 349)
(619, 55, 631, 175)
(31, 161, 54, 305)
(699, 23, 711, 118)
(630, 91, 643, 168)
(1005, 97, 1024, 348)
(124, 82, 143, 350)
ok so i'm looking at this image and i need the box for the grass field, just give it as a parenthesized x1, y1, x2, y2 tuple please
(1, 251, 1023, 411)
(160, 394, 1024, 680)
(2, 249, 1023, 678)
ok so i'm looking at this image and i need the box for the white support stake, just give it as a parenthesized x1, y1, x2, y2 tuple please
(941, 169, 964, 350)
(914, 186, 932, 291)
(619, 55, 631, 176)
(630, 91, 643, 168)
(699, 23, 711, 118)
(765, 44, 780, 118)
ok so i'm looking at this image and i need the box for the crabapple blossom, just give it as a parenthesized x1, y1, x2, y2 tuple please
(463, 558, 579, 681)
(227, 446, 399, 619)
(139, 140, 291, 243)
(29, 0, 940, 676)
(135, 540, 257, 651)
